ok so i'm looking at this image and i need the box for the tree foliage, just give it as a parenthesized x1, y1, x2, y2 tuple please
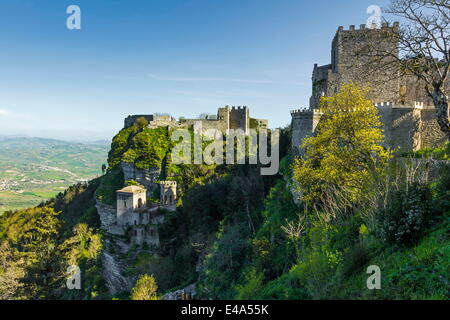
(131, 274, 159, 300)
(294, 83, 390, 210)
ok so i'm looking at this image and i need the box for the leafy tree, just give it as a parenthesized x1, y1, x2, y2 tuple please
(131, 274, 159, 300)
(294, 83, 390, 212)
(0, 241, 26, 300)
(135, 116, 149, 128)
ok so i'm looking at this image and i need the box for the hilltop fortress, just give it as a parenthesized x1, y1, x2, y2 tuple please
(124, 106, 268, 135)
(292, 23, 449, 154)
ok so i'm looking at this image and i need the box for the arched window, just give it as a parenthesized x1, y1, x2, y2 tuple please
(138, 198, 143, 208)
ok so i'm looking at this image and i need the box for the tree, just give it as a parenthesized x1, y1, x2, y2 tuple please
(198, 113, 217, 120)
(293, 83, 390, 216)
(135, 116, 149, 128)
(131, 274, 159, 300)
(0, 241, 26, 300)
(359, 0, 450, 139)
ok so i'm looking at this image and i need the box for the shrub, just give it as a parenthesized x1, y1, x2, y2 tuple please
(378, 183, 433, 246)
(340, 243, 370, 277)
(131, 274, 159, 300)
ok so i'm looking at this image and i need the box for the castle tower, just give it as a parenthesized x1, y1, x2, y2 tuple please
(311, 23, 400, 109)
(290, 109, 323, 155)
(160, 181, 177, 211)
(229, 106, 250, 134)
(217, 106, 231, 131)
(116, 185, 147, 225)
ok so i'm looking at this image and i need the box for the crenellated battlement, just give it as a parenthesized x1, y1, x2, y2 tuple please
(160, 180, 177, 187)
(374, 102, 393, 108)
(337, 21, 399, 32)
(290, 108, 324, 117)
(374, 101, 435, 109)
(231, 106, 248, 110)
(295, 22, 446, 155)
(124, 106, 267, 134)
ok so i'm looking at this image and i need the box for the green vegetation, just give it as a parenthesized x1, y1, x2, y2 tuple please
(131, 274, 159, 300)
(0, 179, 106, 299)
(0, 136, 108, 214)
(0, 85, 448, 300)
(402, 142, 450, 160)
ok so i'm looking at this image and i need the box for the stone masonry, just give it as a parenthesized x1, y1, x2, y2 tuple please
(292, 23, 449, 154)
(124, 106, 268, 135)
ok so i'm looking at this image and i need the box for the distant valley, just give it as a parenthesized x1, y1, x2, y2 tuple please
(0, 136, 109, 213)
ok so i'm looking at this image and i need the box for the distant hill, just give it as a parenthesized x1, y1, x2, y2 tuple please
(0, 135, 109, 213)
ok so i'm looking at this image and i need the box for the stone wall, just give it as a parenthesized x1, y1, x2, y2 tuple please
(124, 106, 266, 136)
(120, 162, 160, 195)
(229, 106, 250, 133)
(290, 109, 323, 155)
(292, 102, 448, 155)
(294, 23, 449, 155)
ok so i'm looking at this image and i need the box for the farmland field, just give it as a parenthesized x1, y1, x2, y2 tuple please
(0, 136, 109, 214)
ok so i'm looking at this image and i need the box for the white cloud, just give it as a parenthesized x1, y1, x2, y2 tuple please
(0, 109, 10, 116)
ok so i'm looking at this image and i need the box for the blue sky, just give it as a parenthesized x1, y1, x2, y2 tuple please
(0, 0, 390, 141)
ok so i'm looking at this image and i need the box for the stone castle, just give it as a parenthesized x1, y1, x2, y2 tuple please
(124, 106, 268, 135)
(114, 107, 268, 247)
(113, 181, 177, 247)
(292, 23, 449, 154)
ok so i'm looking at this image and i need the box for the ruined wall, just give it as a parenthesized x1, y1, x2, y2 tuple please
(131, 225, 160, 247)
(148, 115, 179, 129)
(120, 162, 160, 195)
(160, 180, 177, 211)
(180, 119, 229, 133)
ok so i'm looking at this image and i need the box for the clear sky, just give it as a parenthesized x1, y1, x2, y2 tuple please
(0, 0, 390, 141)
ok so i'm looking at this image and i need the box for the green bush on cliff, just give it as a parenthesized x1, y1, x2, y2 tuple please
(123, 127, 172, 170)
(108, 125, 138, 170)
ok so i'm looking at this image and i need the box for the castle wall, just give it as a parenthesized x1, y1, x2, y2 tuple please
(296, 23, 448, 155)
(181, 119, 229, 134)
(291, 109, 323, 155)
(377, 104, 417, 151)
(148, 116, 179, 129)
(160, 180, 177, 211)
(131, 226, 160, 247)
(415, 107, 449, 149)
(120, 162, 160, 196)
